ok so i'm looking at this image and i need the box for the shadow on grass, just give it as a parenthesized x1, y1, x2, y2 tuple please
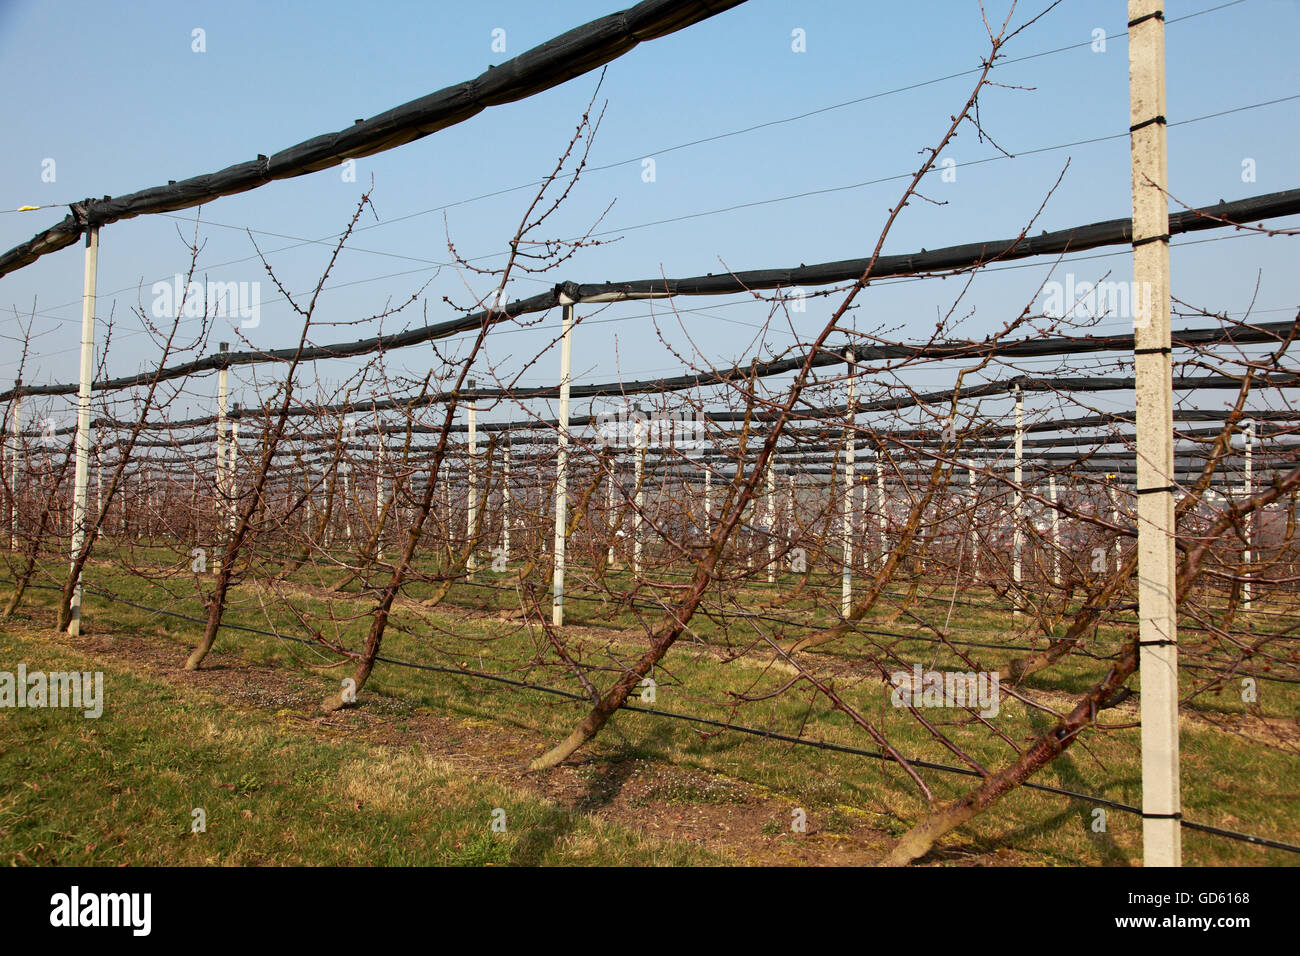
(508, 722, 674, 865)
(994, 706, 1136, 865)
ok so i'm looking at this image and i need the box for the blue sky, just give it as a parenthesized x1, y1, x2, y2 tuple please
(0, 0, 1297, 428)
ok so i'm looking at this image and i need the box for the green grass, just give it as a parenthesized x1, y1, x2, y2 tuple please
(2, 545, 1297, 866)
(0, 623, 718, 866)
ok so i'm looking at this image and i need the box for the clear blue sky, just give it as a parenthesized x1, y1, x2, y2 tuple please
(0, 0, 1297, 427)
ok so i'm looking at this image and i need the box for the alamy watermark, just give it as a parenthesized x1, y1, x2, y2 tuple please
(890, 664, 1000, 718)
(50, 886, 150, 936)
(0, 664, 103, 718)
(1040, 274, 1153, 328)
(594, 406, 705, 450)
(151, 274, 261, 328)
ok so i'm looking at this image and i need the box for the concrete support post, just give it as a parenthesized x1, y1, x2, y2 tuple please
(704, 464, 712, 528)
(605, 458, 615, 566)
(228, 411, 239, 536)
(8, 389, 19, 550)
(876, 452, 887, 568)
(1049, 474, 1062, 587)
(552, 303, 573, 627)
(633, 445, 645, 575)
(502, 440, 511, 565)
(1109, 483, 1123, 566)
(842, 348, 856, 618)
(766, 457, 777, 584)
(441, 460, 450, 537)
(375, 431, 385, 562)
(1243, 422, 1253, 610)
(68, 225, 99, 637)
(466, 380, 478, 575)
(1130, 0, 1181, 866)
(216, 342, 229, 563)
(1012, 385, 1023, 616)
(342, 464, 352, 542)
(967, 464, 978, 582)
(788, 476, 798, 564)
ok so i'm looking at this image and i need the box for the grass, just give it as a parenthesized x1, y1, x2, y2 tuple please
(1, 545, 1297, 866)
(0, 622, 717, 866)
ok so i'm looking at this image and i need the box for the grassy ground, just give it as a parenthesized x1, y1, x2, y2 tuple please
(0, 621, 717, 865)
(1, 548, 1297, 866)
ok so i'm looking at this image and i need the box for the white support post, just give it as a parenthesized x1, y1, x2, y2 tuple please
(876, 451, 887, 568)
(68, 225, 98, 637)
(321, 467, 332, 547)
(1012, 385, 1024, 616)
(859, 482, 869, 569)
(1130, 0, 1181, 867)
(216, 341, 229, 561)
(8, 389, 19, 550)
(552, 303, 573, 627)
(788, 475, 797, 560)
(1243, 422, 1253, 610)
(842, 348, 856, 619)
(605, 458, 615, 566)
(441, 459, 450, 535)
(342, 463, 352, 542)
(967, 464, 978, 582)
(766, 458, 777, 583)
(466, 380, 478, 575)
(918, 500, 928, 575)
(633, 445, 645, 576)
(501, 440, 511, 565)
(1109, 483, 1123, 566)
(1049, 474, 1062, 587)
(704, 462, 712, 528)
(375, 429, 385, 562)
(227, 412, 238, 535)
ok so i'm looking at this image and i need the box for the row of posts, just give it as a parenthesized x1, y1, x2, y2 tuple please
(32, 304, 1258, 639)
(39, 273, 1255, 653)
